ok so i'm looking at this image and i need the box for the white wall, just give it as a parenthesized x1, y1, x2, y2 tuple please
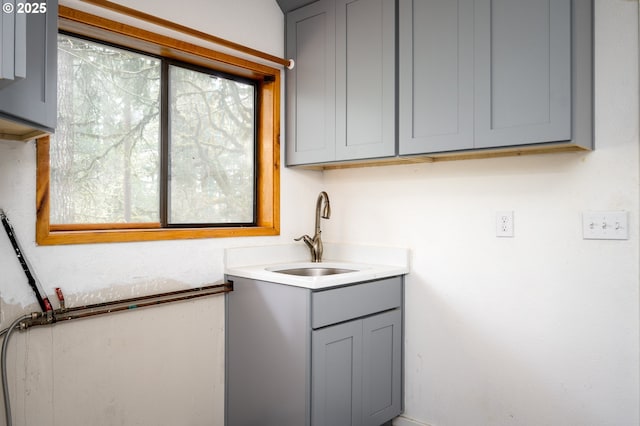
(0, 0, 638, 425)
(322, 1, 640, 425)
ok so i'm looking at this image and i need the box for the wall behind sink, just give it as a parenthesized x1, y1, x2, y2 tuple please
(322, 1, 639, 425)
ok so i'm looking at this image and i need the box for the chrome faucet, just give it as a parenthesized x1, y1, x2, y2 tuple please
(295, 191, 331, 262)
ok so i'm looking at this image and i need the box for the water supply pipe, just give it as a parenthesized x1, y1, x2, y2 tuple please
(1, 282, 233, 426)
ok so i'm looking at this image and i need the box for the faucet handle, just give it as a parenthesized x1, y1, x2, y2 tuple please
(295, 235, 313, 247)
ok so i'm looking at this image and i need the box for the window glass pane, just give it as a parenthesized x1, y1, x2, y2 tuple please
(168, 65, 256, 224)
(51, 35, 161, 224)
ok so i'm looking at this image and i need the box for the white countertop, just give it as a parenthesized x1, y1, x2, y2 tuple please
(224, 243, 410, 289)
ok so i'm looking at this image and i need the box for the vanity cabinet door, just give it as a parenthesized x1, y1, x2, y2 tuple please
(311, 309, 402, 426)
(312, 319, 363, 426)
(362, 309, 402, 426)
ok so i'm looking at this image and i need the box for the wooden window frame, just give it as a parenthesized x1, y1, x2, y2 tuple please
(36, 6, 280, 245)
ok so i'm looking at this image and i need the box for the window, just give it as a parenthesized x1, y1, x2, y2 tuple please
(37, 7, 280, 245)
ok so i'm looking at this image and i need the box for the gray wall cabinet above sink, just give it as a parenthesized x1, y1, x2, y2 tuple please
(399, 0, 590, 155)
(0, 0, 57, 141)
(285, 0, 396, 167)
(284, 0, 593, 169)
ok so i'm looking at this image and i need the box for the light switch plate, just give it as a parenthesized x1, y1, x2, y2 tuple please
(582, 211, 629, 240)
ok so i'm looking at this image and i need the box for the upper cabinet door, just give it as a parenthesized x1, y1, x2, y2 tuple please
(335, 0, 396, 161)
(474, 0, 572, 148)
(398, 0, 475, 155)
(285, 0, 336, 165)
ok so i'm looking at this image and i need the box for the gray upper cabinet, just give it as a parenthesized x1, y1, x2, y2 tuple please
(0, 0, 57, 141)
(399, 0, 592, 156)
(286, 0, 396, 166)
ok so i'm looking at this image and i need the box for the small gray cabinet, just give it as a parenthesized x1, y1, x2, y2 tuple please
(0, 0, 57, 140)
(286, 0, 396, 166)
(225, 275, 404, 426)
(399, 0, 592, 155)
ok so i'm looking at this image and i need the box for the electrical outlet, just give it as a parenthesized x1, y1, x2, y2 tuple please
(496, 211, 514, 237)
(583, 211, 629, 240)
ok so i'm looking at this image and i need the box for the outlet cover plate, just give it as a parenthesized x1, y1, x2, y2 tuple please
(496, 211, 514, 238)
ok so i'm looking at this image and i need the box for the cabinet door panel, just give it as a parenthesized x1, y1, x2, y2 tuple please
(399, 0, 474, 154)
(286, 0, 336, 165)
(336, 0, 395, 160)
(362, 309, 402, 426)
(474, 0, 571, 148)
(312, 320, 363, 426)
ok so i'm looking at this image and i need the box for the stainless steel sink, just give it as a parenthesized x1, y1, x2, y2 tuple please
(272, 267, 356, 276)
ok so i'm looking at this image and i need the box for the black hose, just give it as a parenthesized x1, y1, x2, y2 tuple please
(0, 210, 50, 312)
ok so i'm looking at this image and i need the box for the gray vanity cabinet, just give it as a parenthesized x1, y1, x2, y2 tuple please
(0, 0, 57, 140)
(225, 275, 404, 426)
(286, 0, 396, 166)
(399, 0, 592, 155)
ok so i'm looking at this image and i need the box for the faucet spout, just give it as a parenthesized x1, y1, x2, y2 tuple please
(296, 191, 331, 262)
(315, 191, 331, 234)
